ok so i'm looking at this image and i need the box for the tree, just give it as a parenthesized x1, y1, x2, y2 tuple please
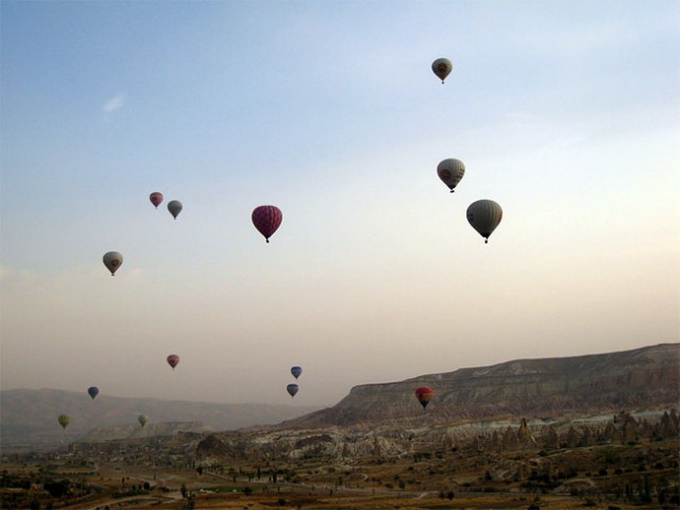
(44, 479, 70, 498)
(542, 426, 559, 450)
(565, 427, 579, 448)
(641, 475, 652, 503)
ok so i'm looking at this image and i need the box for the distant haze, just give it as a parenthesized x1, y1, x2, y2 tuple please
(0, 388, 322, 449)
(1, 1, 678, 407)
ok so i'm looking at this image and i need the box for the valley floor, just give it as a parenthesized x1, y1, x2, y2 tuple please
(14, 462, 674, 510)
(59, 488, 671, 510)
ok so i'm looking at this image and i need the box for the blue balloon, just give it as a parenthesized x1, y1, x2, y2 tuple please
(290, 366, 302, 379)
(286, 384, 299, 398)
(87, 386, 99, 400)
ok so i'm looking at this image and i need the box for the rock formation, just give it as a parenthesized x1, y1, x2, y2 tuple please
(281, 343, 679, 428)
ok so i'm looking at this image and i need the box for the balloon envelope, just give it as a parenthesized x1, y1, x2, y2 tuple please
(168, 200, 183, 219)
(167, 354, 180, 370)
(415, 387, 434, 409)
(58, 414, 71, 430)
(286, 383, 299, 397)
(466, 200, 503, 243)
(149, 192, 164, 208)
(138, 415, 148, 427)
(87, 386, 99, 400)
(431, 58, 452, 83)
(437, 159, 465, 192)
(103, 251, 123, 276)
(252, 205, 283, 243)
(290, 366, 302, 379)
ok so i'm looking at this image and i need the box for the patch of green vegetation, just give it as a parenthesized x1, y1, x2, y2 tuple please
(207, 485, 263, 493)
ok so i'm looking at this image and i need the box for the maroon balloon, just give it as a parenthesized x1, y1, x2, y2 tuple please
(415, 386, 434, 409)
(149, 192, 164, 208)
(252, 205, 283, 243)
(167, 354, 180, 370)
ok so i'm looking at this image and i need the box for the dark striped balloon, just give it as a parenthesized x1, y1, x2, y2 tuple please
(286, 383, 299, 397)
(252, 205, 283, 243)
(466, 200, 503, 244)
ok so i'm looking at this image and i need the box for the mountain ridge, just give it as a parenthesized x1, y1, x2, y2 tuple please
(0, 388, 321, 450)
(279, 343, 679, 429)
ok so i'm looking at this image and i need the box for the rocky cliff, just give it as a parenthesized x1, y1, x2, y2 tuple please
(78, 421, 215, 442)
(281, 343, 679, 428)
(193, 409, 679, 467)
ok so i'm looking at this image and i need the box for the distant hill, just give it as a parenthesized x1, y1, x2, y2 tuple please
(0, 389, 321, 451)
(281, 343, 679, 429)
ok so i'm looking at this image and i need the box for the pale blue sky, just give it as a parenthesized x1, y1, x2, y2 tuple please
(1, 0, 678, 407)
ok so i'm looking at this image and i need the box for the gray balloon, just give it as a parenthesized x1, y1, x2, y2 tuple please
(167, 200, 183, 219)
(103, 251, 123, 276)
(431, 58, 452, 83)
(466, 200, 503, 243)
(437, 158, 465, 192)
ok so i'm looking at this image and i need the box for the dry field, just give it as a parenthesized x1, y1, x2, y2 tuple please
(57, 461, 671, 510)
(70, 488, 668, 510)
(2, 458, 673, 510)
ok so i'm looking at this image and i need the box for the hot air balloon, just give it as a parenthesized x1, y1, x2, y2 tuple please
(138, 414, 148, 427)
(466, 200, 503, 243)
(415, 387, 434, 409)
(58, 414, 71, 430)
(437, 159, 465, 193)
(252, 205, 283, 243)
(290, 366, 302, 379)
(167, 354, 180, 370)
(149, 192, 164, 209)
(286, 383, 299, 398)
(168, 200, 182, 219)
(431, 58, 452, 83)
(87, 386, 99, 400)
(103, 251, 123, 276)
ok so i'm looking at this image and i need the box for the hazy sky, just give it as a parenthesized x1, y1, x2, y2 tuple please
(1, 0, 678, 407)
